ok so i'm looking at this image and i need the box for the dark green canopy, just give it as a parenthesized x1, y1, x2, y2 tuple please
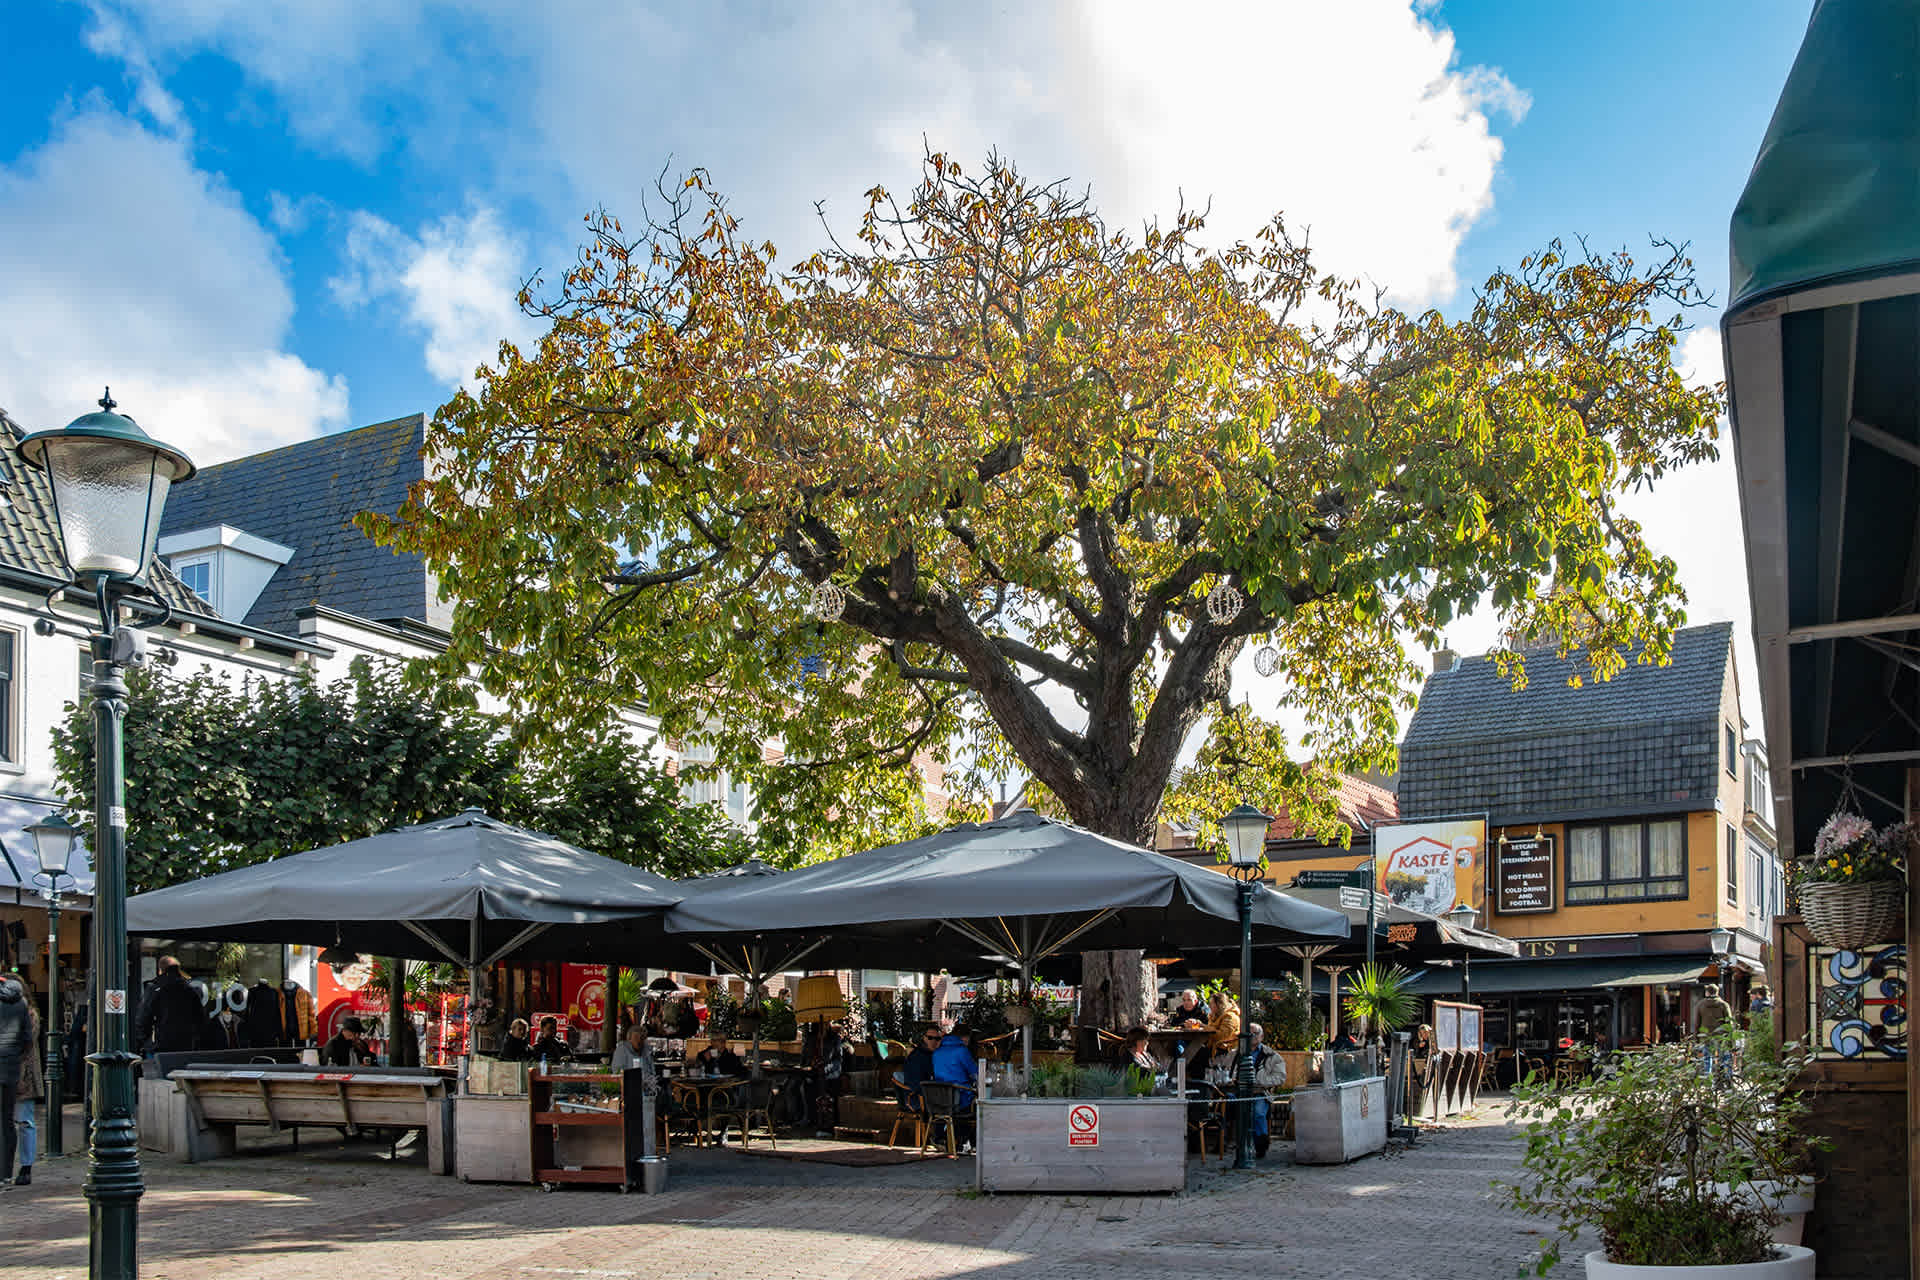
(1725, 0, 1920, 857)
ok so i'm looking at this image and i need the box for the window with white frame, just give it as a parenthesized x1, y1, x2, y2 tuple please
(0, 628, 15, 763)
(174, 556, 213, 603)
(680, 740, 755, 828)
(1747, 840, 1769, 931)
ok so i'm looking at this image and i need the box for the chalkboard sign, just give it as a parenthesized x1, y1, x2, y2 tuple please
(1494, 834, 1556, 915)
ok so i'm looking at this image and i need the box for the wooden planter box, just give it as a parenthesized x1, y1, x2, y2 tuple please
(456, 1095, 532, 1183)
(1291, 1076, 1388, 1164)
(977, 1097, 1187, 1193)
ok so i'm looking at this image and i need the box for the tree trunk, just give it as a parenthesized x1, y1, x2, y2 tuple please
(385, 958, 416, 1067)
(1077, 950, 1156, 1058)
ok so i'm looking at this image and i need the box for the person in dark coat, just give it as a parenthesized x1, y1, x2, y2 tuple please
(892, 1023, 941, 1115)
(322, 1017, 376, 1067)
(135, 958, 206, 1055)
(0, 974, 29, 1185)
(529, 1016, 569, 1064)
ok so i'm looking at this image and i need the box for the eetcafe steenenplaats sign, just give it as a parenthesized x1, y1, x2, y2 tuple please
(1493, 834, 1556, 915)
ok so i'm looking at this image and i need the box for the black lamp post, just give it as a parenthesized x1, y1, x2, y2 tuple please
(1445, 902, 1480, 1005)
(20, 390, 194, 1280)
(1221, 803, 1271, 1172)
(26, 814, 81, 1158)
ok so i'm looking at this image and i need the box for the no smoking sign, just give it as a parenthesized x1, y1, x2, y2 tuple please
(1067, 1103, 1100, 1148)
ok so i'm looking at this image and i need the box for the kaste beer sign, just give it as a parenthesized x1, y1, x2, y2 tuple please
(1372, 817, 1485, 916)
(1494, 834, 1556, 915)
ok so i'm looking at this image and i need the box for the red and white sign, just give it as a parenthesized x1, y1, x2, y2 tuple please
(1067, 1103, 1100, 1148)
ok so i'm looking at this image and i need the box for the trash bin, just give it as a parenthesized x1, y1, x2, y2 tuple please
(635, 1155, 668, 1194)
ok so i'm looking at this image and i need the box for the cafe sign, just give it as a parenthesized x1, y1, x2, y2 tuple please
(1493, 834, 1556, 915)
(1373, 817, 1485, 916)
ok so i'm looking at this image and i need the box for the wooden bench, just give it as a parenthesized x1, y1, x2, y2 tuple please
(164, 1067, 453, 1170)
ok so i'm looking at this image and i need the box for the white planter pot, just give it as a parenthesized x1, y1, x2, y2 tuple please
(1714, 1179, 1815, 1246)
(1583, 1245, 1815, 1279)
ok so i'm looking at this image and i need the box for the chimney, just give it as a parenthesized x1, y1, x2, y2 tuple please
(1433, 645, 1460, 674)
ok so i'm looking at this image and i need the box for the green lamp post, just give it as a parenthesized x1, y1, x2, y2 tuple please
(1220, 803, 1272, 1172)
(26, 813, 82, 1158)
(19, 390, 194, 1280)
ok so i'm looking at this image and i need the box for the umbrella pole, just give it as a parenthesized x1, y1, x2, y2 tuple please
(463, 915, 481, 1096)
(1020, 961, 1033, 1080)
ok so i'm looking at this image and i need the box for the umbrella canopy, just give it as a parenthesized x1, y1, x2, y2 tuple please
(125, 809, 685, 968)
(1724, 0, 1920, 858)
(667, 810, 1351, 967)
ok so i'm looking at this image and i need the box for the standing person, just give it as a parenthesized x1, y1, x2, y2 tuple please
(8, 975, 41, 1186)
(1226, 1023, 1288, 1157)
(134, 957, 205, 1055)
(0, 972, 29, 1187)
(1694, 982, 1735, 1081)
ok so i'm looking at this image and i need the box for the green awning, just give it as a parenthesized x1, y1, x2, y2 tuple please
(1730, 0, 1920, 312)
(1409, 957, 1708, 996)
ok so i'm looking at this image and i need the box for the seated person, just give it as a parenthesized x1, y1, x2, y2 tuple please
(1170, 988, 1207, 1029)
(530, 1016, 569, 1064)
(893, 1024, 942, 1114)
(611, 1023, 653, 1073)
(692, 1036, 745, 1076)
(498, 1018, 532, 1062)
(1225, 1023, 1289, 1157)
(1117, 1026, 1160, 1076)
(1194, 991, 1240, 1078)
(929, 1027, 978, 1108)
(322, 1017, 376, 1068)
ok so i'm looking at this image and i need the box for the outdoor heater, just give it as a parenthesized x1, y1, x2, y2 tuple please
(20, 389, 196, 1280)
(1220, 802, 1271, 1171)
(26, 812, 82, 1158)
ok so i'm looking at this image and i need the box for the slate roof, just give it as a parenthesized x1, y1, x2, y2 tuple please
(157, 415, 447, 636)
(0, 408, 216, 618)
(1398, 622, 1735, 824)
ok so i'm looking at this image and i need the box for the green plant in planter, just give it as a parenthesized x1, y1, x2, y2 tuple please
(1077, 1065, 1128, 1098)
(704, 989, 739, 1041)
(1125, 1066, 1157, 1097)
(756, 996, 796, 1042)
(1028, 1061, 1076, 1097)
(1258, 976, 1327, 1050)
(1341, 962, 1418, 1041)
(1499, 1022, 1824, 1275)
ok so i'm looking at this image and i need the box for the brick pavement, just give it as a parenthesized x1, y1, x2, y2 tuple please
(0, 1101, 1579, 1280)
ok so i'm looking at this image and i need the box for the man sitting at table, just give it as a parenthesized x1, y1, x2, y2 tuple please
(929, 1027, 978, 1151)
(692, 1035, 744, 1077)
(1225, 1023, 1289, 1157)
(893, 1024, 941, 1115)
(530, 1016, 569, 1064)
(611, 1024, 653, 1073)
(322, 1017, 375, 1068)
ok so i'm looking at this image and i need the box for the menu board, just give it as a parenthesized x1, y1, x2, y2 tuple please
(1435, 1005, 1460, 1052)
(1461, 1006, 1482, 1052)
(1493, 834, 1557, 915)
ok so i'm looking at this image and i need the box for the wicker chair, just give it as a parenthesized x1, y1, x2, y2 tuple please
(1186, 1082, 1228, 1163)
(707, 1077, 779, 1149)
(665, 1080, 706, 1149)
(919, 1081, 973, 1158)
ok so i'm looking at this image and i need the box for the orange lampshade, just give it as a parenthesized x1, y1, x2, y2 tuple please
(792, 974, 845, 1022)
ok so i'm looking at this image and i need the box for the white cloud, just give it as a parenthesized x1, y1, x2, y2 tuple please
(87, 0, 1526, 307)
(0, 107, 348, 463)
(330, 206, 541, 387)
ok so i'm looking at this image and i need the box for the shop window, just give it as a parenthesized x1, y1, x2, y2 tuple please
(1566, 818, 1686, 903)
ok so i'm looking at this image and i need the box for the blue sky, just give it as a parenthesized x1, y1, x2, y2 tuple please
(0, 0, 1815, 703)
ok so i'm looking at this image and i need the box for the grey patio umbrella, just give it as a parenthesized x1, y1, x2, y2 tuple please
(666, 810, 1352, 1071)
(126, 809, 686, 970)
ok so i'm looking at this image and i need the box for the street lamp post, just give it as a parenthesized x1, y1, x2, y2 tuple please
(1221, 803, 1271, 1172)
(26, 814, 82, 1157)
(20, 391, 195, 1280)
(1445, 902, 1480, 1006)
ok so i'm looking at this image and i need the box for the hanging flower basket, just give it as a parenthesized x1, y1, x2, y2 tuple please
(1002, 1005, 1035, 1029)
(1799, 880, 1905, 951)
(1796, 810, 1908, 950)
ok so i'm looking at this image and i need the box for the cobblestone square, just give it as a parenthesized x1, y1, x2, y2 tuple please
(0, 1102, 1577, 1280)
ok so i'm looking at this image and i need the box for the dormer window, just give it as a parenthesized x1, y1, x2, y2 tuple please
(175, 556, 213, 603)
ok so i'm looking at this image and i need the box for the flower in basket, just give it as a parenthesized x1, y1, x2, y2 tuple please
(1798, 813, 1907, 886)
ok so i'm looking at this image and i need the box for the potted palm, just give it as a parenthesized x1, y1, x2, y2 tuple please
(1341, 961, 1420, 1047)
(1796, 813, 1907, 950)
(1500, 1022, 1821, 1277)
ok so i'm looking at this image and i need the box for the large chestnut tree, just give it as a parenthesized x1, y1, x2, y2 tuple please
(370, 150, 1719, 871)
